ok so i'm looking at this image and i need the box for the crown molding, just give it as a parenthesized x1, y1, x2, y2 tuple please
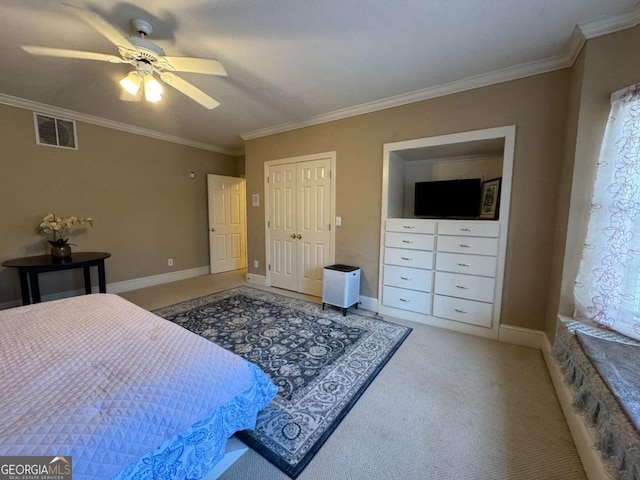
(578, 2, 640, 39)
(240, 52, 572, 141)
(241, 3, 640, 142)
(0, 93, 244, 157)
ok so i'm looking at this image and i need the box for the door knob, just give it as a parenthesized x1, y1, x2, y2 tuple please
(291, 233, 297, 239)
(210, 228, 215, 232)
(296, 234, 302, 239)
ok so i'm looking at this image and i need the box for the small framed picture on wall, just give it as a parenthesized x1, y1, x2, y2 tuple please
(479, 178, 501, 219)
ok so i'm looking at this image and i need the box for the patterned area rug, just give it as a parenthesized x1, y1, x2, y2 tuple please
(153, 286, 411, 479)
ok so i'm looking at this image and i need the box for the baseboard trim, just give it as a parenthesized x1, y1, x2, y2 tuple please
(246, 273, 267, 286)
(497, 324, 544, 349)
(107, 266, 210, 294)
(358, 295, 377, 313)
(541, 333, 607, 480)
(0, 266, 209, 310)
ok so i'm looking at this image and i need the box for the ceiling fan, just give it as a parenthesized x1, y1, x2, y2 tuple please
(21, 3, 226, 109)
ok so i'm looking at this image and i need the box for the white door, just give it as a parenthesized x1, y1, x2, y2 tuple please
(268, 163, 298, 291)
(207, 175, 247, 274)
(267, 156, 333, 296)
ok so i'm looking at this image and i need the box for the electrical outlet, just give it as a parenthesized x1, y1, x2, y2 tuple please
(253, 260, 258, 268)
(168, 258, 174, 267)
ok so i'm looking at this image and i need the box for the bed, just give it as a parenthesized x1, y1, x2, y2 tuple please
(0, 293, 277, 480)
(553, 318, 640, 480)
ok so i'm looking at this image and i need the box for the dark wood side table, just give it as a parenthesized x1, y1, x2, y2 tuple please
(2, 252, 111, 305)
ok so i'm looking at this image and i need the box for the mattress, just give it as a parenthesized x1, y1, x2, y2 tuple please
(0, 294, 277, 480)
(554, 319, 640, 480)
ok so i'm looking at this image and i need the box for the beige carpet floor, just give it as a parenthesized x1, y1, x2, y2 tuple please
(121, 271, 586, 480)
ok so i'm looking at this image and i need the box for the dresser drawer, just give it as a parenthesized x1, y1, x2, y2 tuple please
(432, 295, 493, 328)
(435, 252, 497, 277)
(434, 271, 495, 303)
(437, 221, 500, 237)
(436, 235, 499, 256)
(384, 248, 433, 269)
(385, 232, 434, 250)
(386, 218, 436, 234)
(383, 285, 431, 314)
(383, 264, 433, 292)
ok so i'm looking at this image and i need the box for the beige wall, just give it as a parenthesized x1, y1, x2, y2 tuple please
(0, 103, 241, 304)
(245, 70, 570, 331)
(543, 48, 586, 340)
(558, 25, 640, 333)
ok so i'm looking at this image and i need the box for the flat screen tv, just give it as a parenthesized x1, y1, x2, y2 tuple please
(414, 178, 482, 219)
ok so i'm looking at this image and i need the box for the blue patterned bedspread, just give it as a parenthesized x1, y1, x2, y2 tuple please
(0, 294, 277, 480)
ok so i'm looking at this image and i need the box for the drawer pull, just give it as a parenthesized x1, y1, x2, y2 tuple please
(401, 256, 413, 261)
(457, 263, 471, 267)
(400, 276, 412, 281)
(458, 244, 471, 248)
(454, 308, 468, 314)
(399, 298, 411, 302)
(455, 285, 470, 290)
(460, 228, 472, 232)
(402, 240, 414, 244)
(402, 225, 415, 229)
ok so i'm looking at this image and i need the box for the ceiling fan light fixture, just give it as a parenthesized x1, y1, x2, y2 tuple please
(143, 75, 163, 102)
(120, 71, 142, 96)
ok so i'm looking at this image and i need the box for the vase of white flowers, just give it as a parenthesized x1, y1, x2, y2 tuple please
(38, 213, 93, 258)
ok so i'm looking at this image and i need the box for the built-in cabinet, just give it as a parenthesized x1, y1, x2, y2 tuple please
(378, 126, 515, 340)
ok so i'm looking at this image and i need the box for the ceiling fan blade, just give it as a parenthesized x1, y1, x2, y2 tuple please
(160, 56, 227, 76)
(160, 72, 220, 109)
(21, 46, 126, 63)
(63, 3, 134, 49)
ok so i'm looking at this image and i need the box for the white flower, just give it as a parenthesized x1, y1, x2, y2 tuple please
(38, 213, 93, 246)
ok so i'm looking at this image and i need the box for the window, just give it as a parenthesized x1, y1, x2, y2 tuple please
(574, 83, 640, 341)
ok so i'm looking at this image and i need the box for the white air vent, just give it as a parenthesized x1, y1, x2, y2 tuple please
(33, 113, 77, 149)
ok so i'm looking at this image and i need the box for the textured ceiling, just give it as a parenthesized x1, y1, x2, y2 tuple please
(0, 0, 637, 154)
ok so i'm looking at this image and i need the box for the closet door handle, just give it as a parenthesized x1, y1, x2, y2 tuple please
(399, 298, 411, 302)
(401, 256, 413, 261)
(290, 233, 297, 239)
(402, 225, 415, 229)
(458, 244, 471, 248)
(455, 285, 470, 290)
(400, 276, 412, 281)
(454, 308, 468, 314)
(457, 263, 471, 267)
(460, 228, 472, 232)
(402, 240, 414, 244)
(296, 234, 302, 239)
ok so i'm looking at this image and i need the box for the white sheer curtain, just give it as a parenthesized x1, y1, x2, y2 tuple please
(574, 83, 640, 341)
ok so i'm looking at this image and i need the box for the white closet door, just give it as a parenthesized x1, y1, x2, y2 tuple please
(297, 159, 332, 296)
(207, 175, 247, 274)
(267, 157, 332, 296)
(269, 163, 298, 291)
